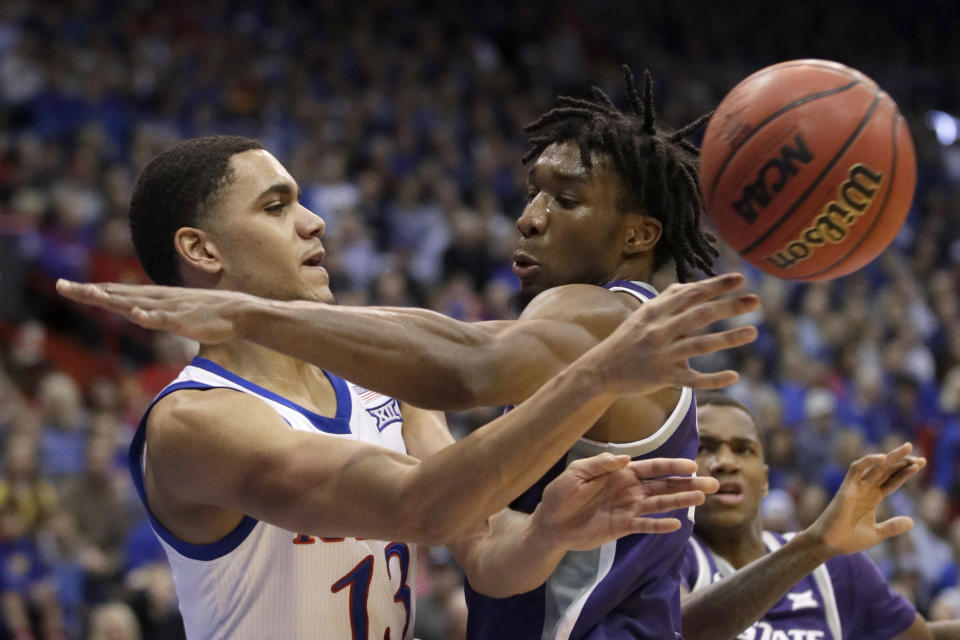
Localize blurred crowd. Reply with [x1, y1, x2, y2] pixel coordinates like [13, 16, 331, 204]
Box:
[0, 0, 959, 638]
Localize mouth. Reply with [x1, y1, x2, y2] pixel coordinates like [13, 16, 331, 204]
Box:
[302, 250, 326, 268]
[709, 481, 744, 506]
[511, 251, 540, 280]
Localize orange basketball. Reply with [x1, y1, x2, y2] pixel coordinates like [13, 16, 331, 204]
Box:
[699, 59, 916, 281]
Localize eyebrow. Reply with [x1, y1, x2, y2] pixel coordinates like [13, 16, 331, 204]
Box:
[256, 182, 302, 201]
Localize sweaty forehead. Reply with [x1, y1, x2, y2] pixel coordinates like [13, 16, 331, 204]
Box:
[224, 149, 298, 200]
[534, 142, 589, 176]
[532, 142, 617, 183]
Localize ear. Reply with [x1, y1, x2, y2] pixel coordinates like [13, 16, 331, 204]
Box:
[173, 227, 223, 278]
[621, 214, 662, 256]
[762, 464, 769, 498]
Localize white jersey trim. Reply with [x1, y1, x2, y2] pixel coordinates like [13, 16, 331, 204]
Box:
[773, 532, 842, 640]
[688, 536, 714, 593]
[549, 540, 617, 640]
[570, 386, 693, 459]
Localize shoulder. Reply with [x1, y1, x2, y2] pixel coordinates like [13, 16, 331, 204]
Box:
[520, 284, 640, 336]
[146, 387, 288, 454]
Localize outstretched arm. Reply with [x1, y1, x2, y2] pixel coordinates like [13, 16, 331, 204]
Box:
[57, 275, 757, 409]
[681, 444, 925, 640]
[154, 276, 755, 544]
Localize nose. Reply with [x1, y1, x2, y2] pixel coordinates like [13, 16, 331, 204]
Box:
[296, 204, 325, 239]
[710, 445, 741, 475]
[516, 195, 548, 238]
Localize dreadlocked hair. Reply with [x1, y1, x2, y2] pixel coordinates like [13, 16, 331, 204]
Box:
[522, 66, 719, 282]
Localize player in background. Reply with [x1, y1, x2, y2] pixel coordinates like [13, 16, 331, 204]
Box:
[59, 68, 754, 639]
[681, 393, 960, 640]
[59, 135, 755, 639]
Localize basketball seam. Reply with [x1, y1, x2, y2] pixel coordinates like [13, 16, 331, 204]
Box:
[738, 92, 883, 256]
[706, 79, 861, 204]
[798, 106, 900, 280]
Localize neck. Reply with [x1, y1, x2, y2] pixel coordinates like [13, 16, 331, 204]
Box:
[198, 339, 326, 396]
[695, 517, 767, 569]
[606, 255, 654, 285]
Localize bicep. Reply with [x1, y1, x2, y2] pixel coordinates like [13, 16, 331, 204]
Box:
[149, 391, 427, 540]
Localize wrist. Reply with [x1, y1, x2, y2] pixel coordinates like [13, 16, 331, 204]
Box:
[241, 297, 303, 338]
[232, 294, 263, 339]
[528, 505, 568, 553]
[567, 352, 616, 400]
[791, 527, 837, 565]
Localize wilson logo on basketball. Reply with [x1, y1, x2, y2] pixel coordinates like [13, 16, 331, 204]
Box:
[732, 134, 815, 224]
[764, 163, 884, 271]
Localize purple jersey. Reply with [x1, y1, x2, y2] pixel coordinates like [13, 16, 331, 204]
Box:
[681, 532, 917, 640]
[465, 281, 699, 640]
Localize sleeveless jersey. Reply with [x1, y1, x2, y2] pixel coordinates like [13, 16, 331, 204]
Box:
[129, 356, 416, 640]
[681, 532, 916, 640]
[465, 280, 699, 640]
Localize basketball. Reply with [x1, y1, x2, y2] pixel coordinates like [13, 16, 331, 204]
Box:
[698, 59, 916, 281]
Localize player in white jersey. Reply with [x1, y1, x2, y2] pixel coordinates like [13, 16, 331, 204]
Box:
[59, 136, 757, 639]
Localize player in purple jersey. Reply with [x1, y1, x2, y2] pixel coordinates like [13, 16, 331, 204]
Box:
[58, 68, 754, 638]
[680, 394, 960, 639]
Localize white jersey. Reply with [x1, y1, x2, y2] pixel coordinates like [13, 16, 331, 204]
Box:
[129, 356, 416, 640]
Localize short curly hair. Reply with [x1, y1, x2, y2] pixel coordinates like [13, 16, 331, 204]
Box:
[130, 135, 265, 286]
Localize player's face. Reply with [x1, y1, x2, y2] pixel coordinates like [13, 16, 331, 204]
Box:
[207, 149, 332, 303]
[694, 404, 769, 531]
[513, 142, 627, 306]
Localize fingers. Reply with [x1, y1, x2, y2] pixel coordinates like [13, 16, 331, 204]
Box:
[567, 453, 631, 479]
[677, 369, 741, 390]
[635, 490, 706, 515]
[57, 280, 114, 307]
[875, 515, 914, 541]
[626, 517, 682, 535]
[57, 280, 143, 315]
[860, 443, 912, 483]
[627, 457, 697, 479]
[665, 295, 761, 340]
[130, 307, 172, 331]
[879, 460, 925, 496]
[652, 273, 747, 316]
[637, 475, 718, 496]
[672, 326, 759, 361]
[845, 453, 886, 482]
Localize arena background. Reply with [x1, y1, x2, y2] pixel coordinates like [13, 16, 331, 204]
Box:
[0, 0, 958, 637]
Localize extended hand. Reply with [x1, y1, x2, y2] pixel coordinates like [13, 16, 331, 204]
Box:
[586, 273, 760, 394]
[806, 443, 926, 557]
[532, 453, 718, 551]
[56, 279, 253, 344]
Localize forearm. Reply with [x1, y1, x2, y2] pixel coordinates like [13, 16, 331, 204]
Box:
[240, 299, 502, 408]
[681, 530, 834, 640]
[450, 509, 566, 598]
[399, 363, 615, 541]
